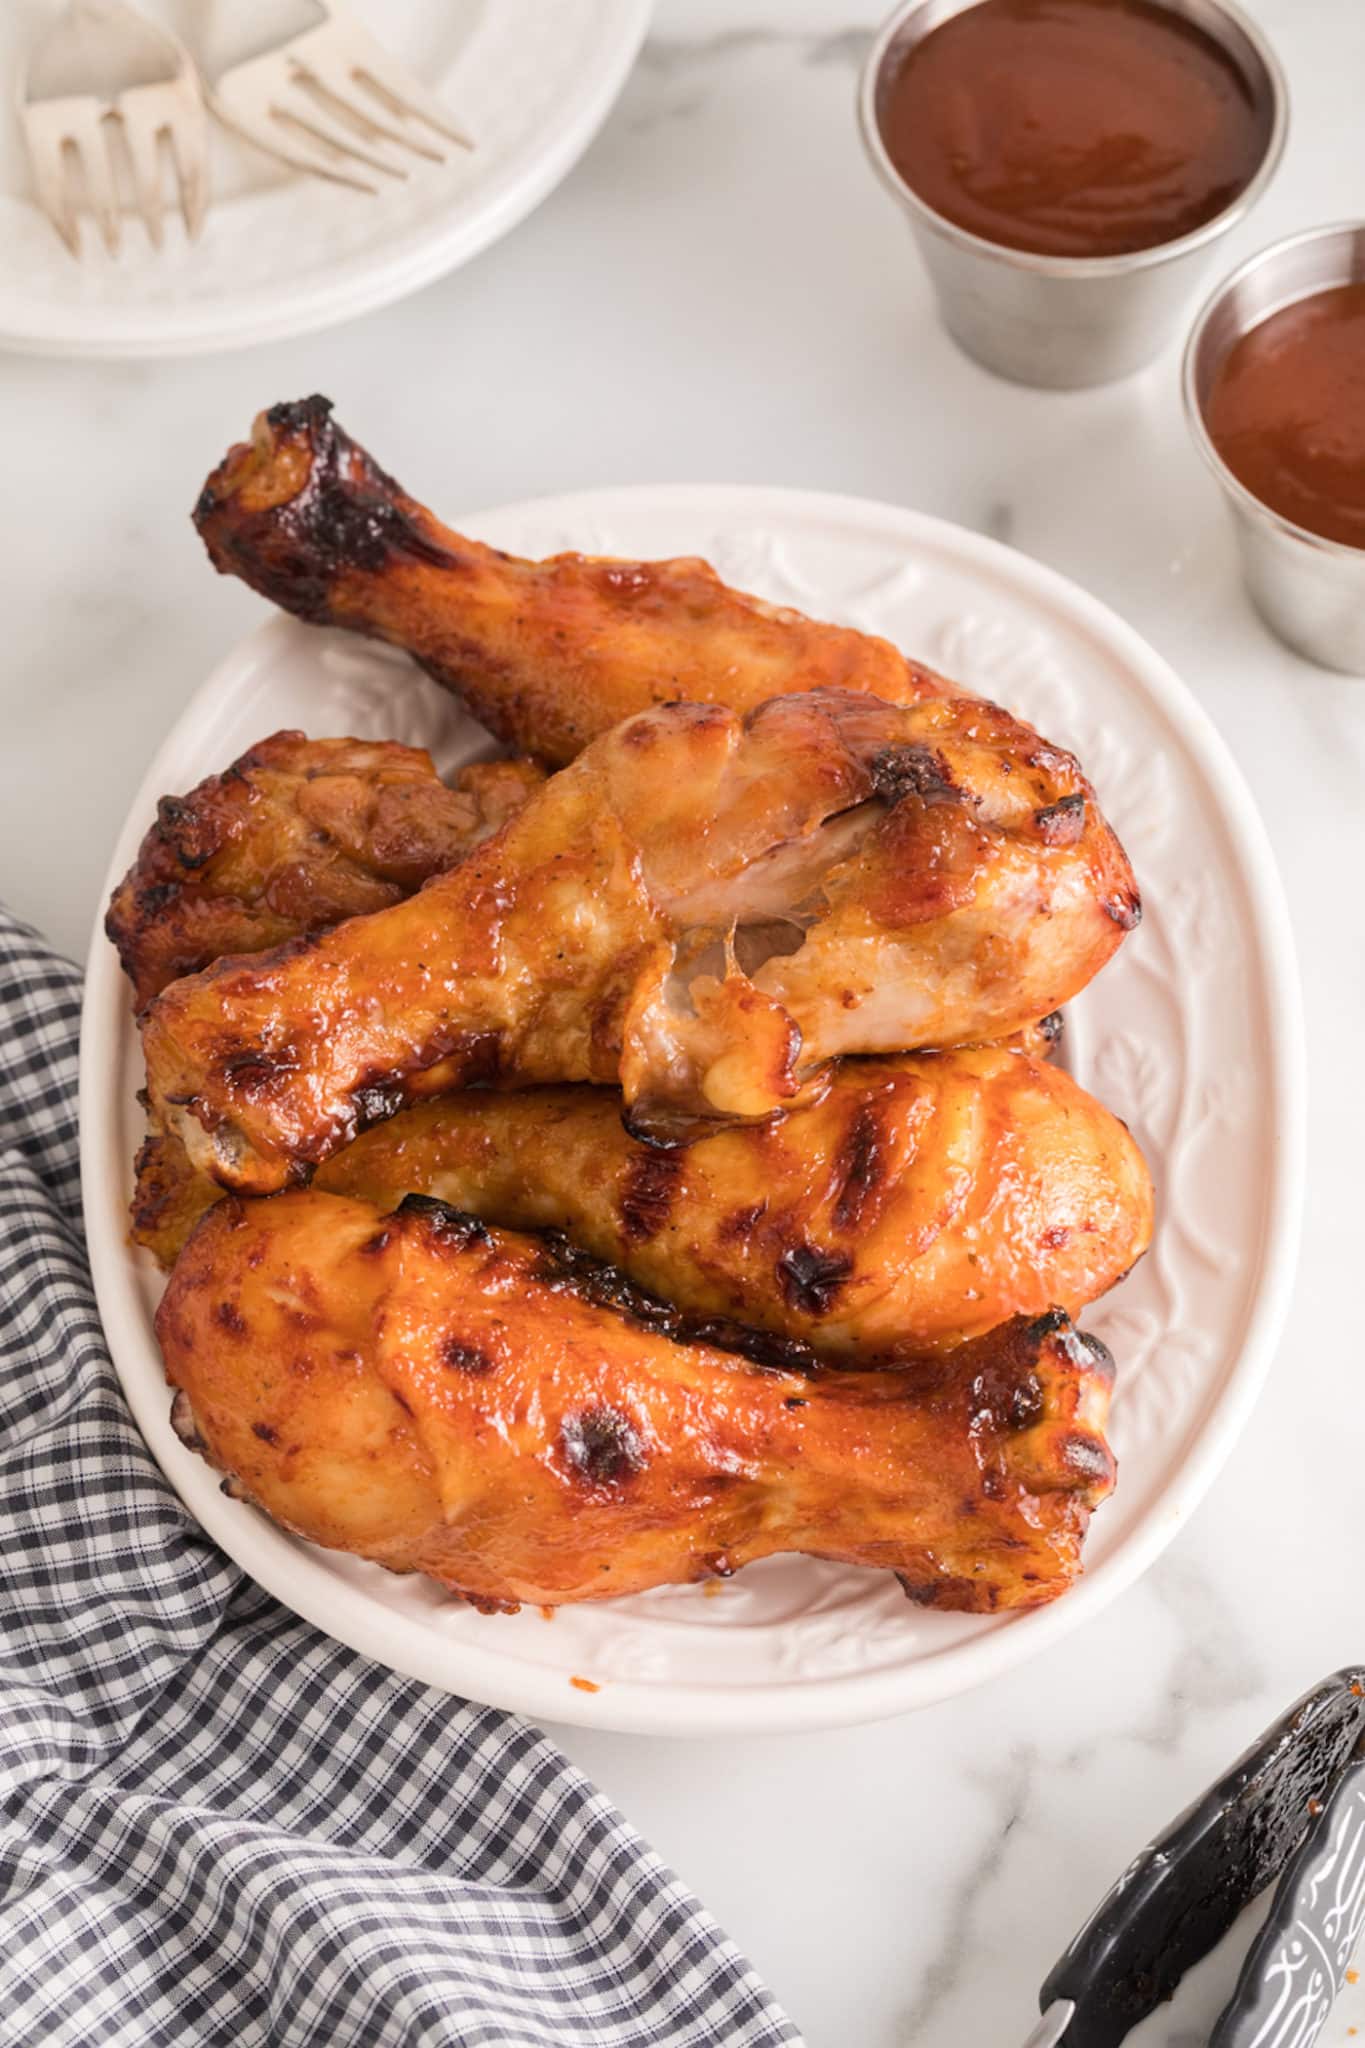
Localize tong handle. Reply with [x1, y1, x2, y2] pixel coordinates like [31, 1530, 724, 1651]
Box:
[1037, 1670, 1365, 2048]
[1212, 1743, 1365, 2046]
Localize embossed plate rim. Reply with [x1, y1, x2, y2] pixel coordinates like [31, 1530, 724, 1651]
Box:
[80, 484, 1305, 1734]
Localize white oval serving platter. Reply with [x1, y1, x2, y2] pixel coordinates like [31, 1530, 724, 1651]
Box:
[80, 485, 1304, 1734]
[0, 0, 649, 358]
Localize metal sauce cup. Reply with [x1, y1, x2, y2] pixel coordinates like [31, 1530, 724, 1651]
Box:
[857, 0, 1288, 389]
[1184, 223, 1365, 673]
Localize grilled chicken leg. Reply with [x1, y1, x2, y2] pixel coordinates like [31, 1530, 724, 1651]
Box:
[135, 1048, 1152, 1354]
[194, 397, 954, 766]
[157, 1190, 1117, 1612]
[108, 731, 542, 1008]
[142, 689, 1139, 1188]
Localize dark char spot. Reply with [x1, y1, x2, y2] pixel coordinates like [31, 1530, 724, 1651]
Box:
[1033, 792, 1086, 845]
[898, 1573, 994, 1610]
[398, 1195, 491, 1250]
[1059, 1325, 1115, 1386]
[1103, 889, 1142, 931]
[560, 1407, 645, 1487]
[775, 1243, 855, 1316]
[441, 1336, 495, 1376]
[169, 1390, 204, 1452]
[221, 397, 458, 616]
[533, 1230, 822, 1376]
[251, 1421, 279, 1445]
[223, 1047, 298, 1099]
[867, 745, 958, 806]
[970, 1360, 1046, 1435]
[352, 1079, 407, 1131]
[214, 1300, 247, 1337]
[1061, 1431, 1117, 1487]
[690, 1318, 822, 1377]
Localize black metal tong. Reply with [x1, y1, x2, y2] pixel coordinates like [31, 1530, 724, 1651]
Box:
[1020, 1668, 1365, 2047]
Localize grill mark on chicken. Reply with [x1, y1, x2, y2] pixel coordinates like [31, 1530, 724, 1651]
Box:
[530, 1229, 696, 1337]
[618, 1150, 683, 1244]
[775, 1242, 855, 1316]
[831, 1101, 889, 1233]
[410, 1199, 823, 1374]
[687, 1320, 821, 1376]
[718, 1201, 766, 1244]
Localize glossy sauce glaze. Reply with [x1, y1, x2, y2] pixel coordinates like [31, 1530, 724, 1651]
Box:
[1204, 283, 1365, 549]
[876, 0, 1272, 259]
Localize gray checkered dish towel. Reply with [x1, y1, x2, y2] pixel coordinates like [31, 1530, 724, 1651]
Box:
[0, 906, 802, 2048]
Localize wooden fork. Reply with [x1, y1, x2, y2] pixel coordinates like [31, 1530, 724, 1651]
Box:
[207, 1, 475, 195]
[18, 0, 208, 257]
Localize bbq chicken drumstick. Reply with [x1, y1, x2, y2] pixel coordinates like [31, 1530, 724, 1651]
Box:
[157, 1190, 1117, 1612]
[193, 397, 954, 765]
[142, 688, 1140, 1188]
[135, 1048, 1153, 1354]
[108, 731, 542, 1007]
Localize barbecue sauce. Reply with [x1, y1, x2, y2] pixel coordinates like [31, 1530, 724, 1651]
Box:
[1204, 283, 1365, 550]
[876, 0, 1272, 260]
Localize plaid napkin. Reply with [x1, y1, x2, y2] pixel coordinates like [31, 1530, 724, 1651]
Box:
[0, 906, 801, 2048]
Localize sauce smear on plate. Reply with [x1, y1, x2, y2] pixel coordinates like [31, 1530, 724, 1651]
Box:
[1204, 283, 1365, 549]
[877, 0, 1272, 259]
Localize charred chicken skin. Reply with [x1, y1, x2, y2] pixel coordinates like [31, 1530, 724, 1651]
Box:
[194, 397, 955, 766]
[141, 689, 1139, 1188]
[107, 731, 542, 1009]
[157, 1190, 1117, 1612]
[134, 1048, 1152, 1355]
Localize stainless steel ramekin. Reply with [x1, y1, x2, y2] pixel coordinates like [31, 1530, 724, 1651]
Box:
[857, 0, 1288, 389]
[1184, 222, 1365, 672]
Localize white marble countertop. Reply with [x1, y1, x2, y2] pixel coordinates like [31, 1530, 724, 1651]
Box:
[4, 1, 1364, 2040]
